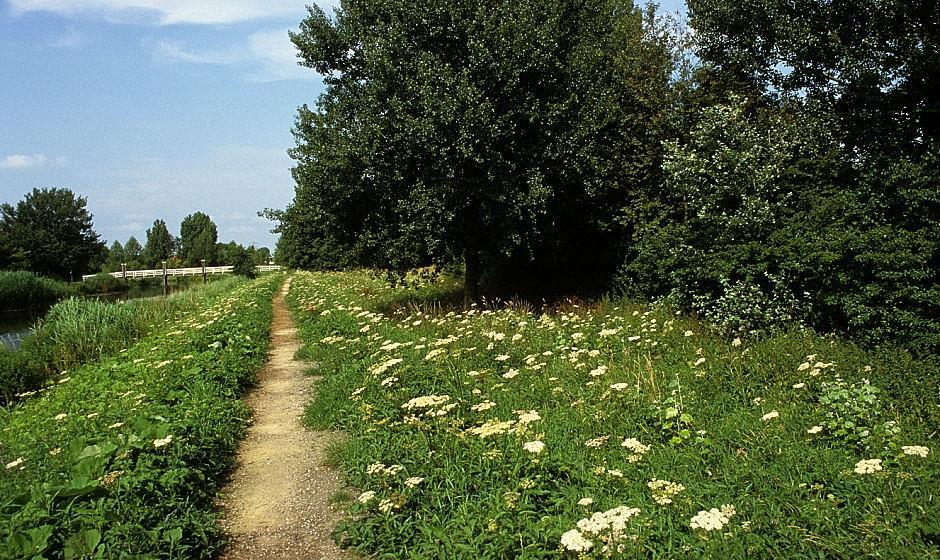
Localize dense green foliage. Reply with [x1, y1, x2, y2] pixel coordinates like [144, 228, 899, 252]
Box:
[0, 278, 246, 403]
[0, 271, 69, 312]
[142, 219, 176, 269]
[286, 0, 673, 296]
[275, 0, 938, 354]
[0, 188, 106, 281]
[0, 275, 280, 558]
[179, 212, 219, 266]
[229, 245, 257, 279]
[289, 270, 939, 558]
[76, 273, 129, 295]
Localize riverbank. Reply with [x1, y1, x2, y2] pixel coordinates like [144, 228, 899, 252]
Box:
[0, 274, 282, 558]
[0, 276, 248, 403]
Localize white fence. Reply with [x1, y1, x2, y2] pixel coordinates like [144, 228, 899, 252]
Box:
[82, 265, 282, 281]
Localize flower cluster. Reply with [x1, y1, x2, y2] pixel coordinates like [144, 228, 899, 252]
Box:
[648, 479, 685, 505]
[561, 505, 641, 555]
[690, 505, 736, 531]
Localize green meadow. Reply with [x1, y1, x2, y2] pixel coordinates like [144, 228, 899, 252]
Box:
[288, 270, 938, 559]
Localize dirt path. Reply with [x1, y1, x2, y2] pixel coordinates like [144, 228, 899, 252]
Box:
[220, 277, 351, 560]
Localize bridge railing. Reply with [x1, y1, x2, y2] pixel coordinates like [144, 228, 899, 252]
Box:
[82, 265, 282, 281]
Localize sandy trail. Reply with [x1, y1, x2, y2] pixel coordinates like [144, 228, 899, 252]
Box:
[220, 277, 351, 560]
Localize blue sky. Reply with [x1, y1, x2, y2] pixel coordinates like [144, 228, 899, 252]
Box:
[0, 1, 338, 249]
[0, 1, 688, 251]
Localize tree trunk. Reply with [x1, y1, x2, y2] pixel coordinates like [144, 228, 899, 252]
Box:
[464, 247, 482, 305]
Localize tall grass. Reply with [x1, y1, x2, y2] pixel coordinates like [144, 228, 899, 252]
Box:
[0, 277, 244, 402]
[0, 270, 70, 311]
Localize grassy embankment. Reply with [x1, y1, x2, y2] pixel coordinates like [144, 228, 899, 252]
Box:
[0, 273, 282, 559]
[0, 276, 253, 404]
[288, 270, 938, 559]
[0, 271, 69, 312]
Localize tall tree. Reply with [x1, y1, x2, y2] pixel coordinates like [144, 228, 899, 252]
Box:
[287, 0, 673, 297]
[0, 188, 105, 280]
[143, 219, 175, 268]
[102, 240, 125, 273]
[179, 212, 218, 266]
[687, 0, 940, 159]
[123, 236, 143, 268]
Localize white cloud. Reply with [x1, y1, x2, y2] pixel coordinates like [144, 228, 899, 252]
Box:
[51, 27, 87, 48]
[152, 29, 313, 82]
[0, 154, 67, 169]
[247, 29, 309, 82]
[154, 40, 238, 64]
[8, 0, 338, 25]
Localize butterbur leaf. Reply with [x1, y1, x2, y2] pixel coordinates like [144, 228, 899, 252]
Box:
[63, 529, 100, 559]
[55, 477, 101, 499]
[165, 527, 183, 544]
[664, 407, 679, 419]
[25, 525, 54, 554]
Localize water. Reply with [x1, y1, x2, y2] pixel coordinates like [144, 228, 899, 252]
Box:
[0, 314, 35, 350]
[0, 282, 182, 349]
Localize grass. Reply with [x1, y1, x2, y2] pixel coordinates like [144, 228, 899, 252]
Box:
[0, 277, 251, 403]
[287, 269, 939, 559]
[0, 271, 69, 312]
[0, 273, 282, 559]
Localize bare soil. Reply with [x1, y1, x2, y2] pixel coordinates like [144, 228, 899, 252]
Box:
[219, 277, 353, 560]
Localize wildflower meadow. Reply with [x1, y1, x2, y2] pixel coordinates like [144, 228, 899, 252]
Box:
[289, 270, 938, 559]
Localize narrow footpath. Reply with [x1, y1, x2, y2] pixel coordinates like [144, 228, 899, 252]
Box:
[220, 277, 351, 560]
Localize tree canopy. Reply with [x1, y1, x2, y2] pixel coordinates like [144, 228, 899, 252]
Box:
[179, 212, 218, 266]
[286, 0, 674, 297]
[143, 219, 175, 268]
[0, 188, 105, 280]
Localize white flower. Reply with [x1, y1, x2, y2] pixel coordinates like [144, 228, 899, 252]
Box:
[516, 410, 541, 425]
[732, 338, 742, 347]
[471, 400, 496, 412]
[378, 499, 395, 513]
[690, 505, 735, 531]
[54, 413, 67, 421]
[405, 477, 424, 488]
[577, 497, 594, 507]
[357, 490, 376, 503]
[153, 435, 173, 449]
[609, 382, 629, 391]
[589, 365, 608, 377]
[901, 445, 930, 458]
[495, 354, 510, 362]
[693, 357, 706, 367]
[806, 425, 823, 434]
[5, 457, 24, 469]
[761, 411, 780, 421]
[523, 440, 545, 454]
[853, 458, 883, 474]
[792, 383, 806, 389]
[560, 529, 593, 552]
[502, 369, 519, 379]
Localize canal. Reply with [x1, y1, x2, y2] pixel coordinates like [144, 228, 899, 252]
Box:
[0, 282, 181, 349]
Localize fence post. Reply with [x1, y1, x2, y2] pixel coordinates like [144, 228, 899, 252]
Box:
[202, 259, 207, 284]
[162, 260, 168, 295]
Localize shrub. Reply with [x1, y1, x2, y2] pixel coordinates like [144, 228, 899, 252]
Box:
[75, 273, 129, 295]
[0, 270, 70, 312]
[622, 97, 939, 355]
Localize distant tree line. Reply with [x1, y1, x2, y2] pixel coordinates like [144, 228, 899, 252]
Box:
[1, 190, 271, 280]
[274, 0, 938, 354]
